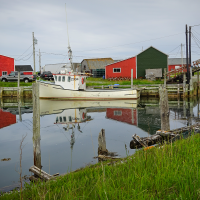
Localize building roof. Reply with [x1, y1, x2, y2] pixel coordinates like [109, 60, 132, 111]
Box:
[106, 46, 168, 67]
[0, 55, 14, 59]
[136, 46, 168, 57]
[15, 65, 33, 71]
[82, 58, 114, 69]
[168, 58, 187, 65]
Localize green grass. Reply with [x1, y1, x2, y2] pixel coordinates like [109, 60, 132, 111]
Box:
[1, 133, 200, 199]
[0, 81, 34, 87]
[0, 78, 163, 88]
[86, 77, 163, 87]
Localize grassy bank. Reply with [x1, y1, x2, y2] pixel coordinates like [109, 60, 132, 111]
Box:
[0, 81, 33, 87]
[0, 78, 163, 88]
[86, 77, 163, 87]
[1, 133, 200, 199]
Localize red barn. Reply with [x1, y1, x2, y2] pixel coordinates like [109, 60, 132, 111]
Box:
[0, 55, 14, 76]
[0, 109, 16, 129]
[105, 46, 168, 79]
[106, 108, 137, 126]
[168, 58, 187, 71]
[105, 57, 136, 79]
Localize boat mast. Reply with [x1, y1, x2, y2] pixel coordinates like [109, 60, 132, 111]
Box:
[65, 4, 74, 71]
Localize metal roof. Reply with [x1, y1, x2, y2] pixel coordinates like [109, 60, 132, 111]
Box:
[168, 58, 187, 65]
[106, 46, 168, 67]
[136, 46, 169, 57]
[82, 58, 114, 69]
[15, 65, 33, 71]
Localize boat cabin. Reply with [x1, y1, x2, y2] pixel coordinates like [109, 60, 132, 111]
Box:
[53, 70, 87, 90]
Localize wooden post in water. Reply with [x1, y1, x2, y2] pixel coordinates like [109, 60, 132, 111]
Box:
[183, 73, 186, 97]
[190, 67, 193, 96]
[198, 99, 199, 119]
[164, 68, 166, 88]
[177, 84, 180, 99]
[0, 87, 2, 98]
[18, 71, 20, 88]
[18, 98, 22, 122]
[131, 69, 133, 89]
[183, 98, 186, 118]
[197, 71, 199, 95]
[159, 85, 170, 131]
[98, 129, 107, 155]
[32, 82, 41, 169]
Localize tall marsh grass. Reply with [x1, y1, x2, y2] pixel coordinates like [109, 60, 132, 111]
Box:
[1, 133, 200, 199]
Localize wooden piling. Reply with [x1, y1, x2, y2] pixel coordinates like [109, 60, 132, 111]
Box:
[18, 71, 20, 88]
[0, 87, 2, 98]
[183, 73, 186, 97]
[164, 68, 166, 88]
[18, 98, 22, 122]
[177, 84, 180, 99]
[197, 71, 200, 95]
[32, 82, 41, 169]
[159, 85, 170, 131]
[190, 67, 193, 96]
[131, 69, 133, 89]
[98, 129, 107, 155]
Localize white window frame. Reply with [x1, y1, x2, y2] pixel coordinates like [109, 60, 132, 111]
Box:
[113, 68, 121, 73]
[2, 71, 7, 75]
[175, 66, 180, 69]
[114, 110, 122, 116]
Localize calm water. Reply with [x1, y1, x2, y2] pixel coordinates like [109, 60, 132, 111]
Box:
[0, 97, 199, 192]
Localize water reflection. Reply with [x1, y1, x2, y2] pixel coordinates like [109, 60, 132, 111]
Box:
[0, 97, 200, 191]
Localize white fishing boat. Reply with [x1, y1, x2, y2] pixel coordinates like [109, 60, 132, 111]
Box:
[38, 70, 140, 100]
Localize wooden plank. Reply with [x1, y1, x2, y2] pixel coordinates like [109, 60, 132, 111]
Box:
[130, 124, 200, 149]
[29, 165, 52, 181]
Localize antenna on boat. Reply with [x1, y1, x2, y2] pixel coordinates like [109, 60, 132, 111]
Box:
[65, 3, 74, 71]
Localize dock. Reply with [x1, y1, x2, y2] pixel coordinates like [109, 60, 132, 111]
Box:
[0, 86, 32, 98]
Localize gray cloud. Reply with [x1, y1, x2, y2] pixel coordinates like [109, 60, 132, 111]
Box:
[0, 0, 200, 70]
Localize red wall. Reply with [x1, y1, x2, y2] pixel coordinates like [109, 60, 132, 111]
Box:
[0, 55, 14, 76]
[168, 64, 182, 71]
[106, 108, 137, 126]
[105, 57, 136, 79]
[23, 72, 33, 75]
[0, 109, 16, 129]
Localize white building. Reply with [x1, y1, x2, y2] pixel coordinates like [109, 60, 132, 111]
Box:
[42, 63, 71, 74]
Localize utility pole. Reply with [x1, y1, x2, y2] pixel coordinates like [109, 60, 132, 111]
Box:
[189, 26, 192, 66]
[32, 32, 36, 74]
[185, 24, 190, 84]
[32, 32, 37, 75]
[39, 49, 41, 74]
[181, 43, 183, 68]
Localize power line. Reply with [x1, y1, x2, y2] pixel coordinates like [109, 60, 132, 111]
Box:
[16, 44, 33, 60]
[15, 52, 33, 61]
[74, 32, 184, 53]
[168, 44, 181, 54]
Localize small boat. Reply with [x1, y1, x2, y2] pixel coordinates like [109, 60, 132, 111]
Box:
[38, 69, 140, 100]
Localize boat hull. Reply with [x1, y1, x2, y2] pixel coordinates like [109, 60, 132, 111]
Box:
[39, 81, 140, 100]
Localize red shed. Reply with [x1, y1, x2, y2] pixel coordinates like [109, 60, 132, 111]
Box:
[106, 108, 137, 126]
[105, 57, 136, 79]
[168, 58, 187, 71]
[0, 55, 15, 76]
[0, 109, 16, 129]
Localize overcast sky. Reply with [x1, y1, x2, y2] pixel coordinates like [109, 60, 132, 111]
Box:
[1, 0, 200, 71]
